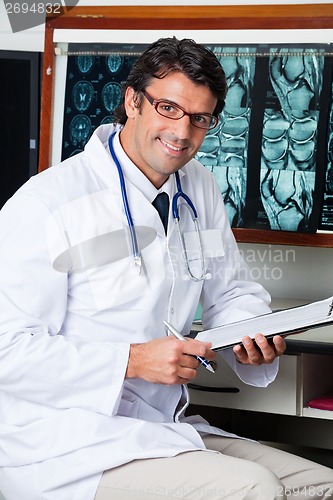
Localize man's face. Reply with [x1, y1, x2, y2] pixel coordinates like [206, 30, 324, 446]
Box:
[120, 72, 217, 188]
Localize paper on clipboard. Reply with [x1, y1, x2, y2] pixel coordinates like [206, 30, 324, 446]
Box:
[195, 296, 333, 351]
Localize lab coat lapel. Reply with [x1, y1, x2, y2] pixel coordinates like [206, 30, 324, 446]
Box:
[84, 124, 186, 238]
[84, 126, 160, 233]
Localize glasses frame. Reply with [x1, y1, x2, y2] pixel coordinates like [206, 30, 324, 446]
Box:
[141, 89, 219, 130]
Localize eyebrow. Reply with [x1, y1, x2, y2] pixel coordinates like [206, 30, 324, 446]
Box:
[158, 97, 213, 115]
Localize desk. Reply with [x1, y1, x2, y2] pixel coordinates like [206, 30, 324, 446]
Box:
[188, 304, 333, 449]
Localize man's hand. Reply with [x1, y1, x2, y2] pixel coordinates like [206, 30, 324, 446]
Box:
[233, 334, 286, 365]
[126, 336, 215, 385]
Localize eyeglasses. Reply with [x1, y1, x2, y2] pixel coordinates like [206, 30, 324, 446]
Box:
[141, 90, 219, 130]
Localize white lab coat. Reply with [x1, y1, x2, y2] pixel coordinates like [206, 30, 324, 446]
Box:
[0, 125, 276, 500]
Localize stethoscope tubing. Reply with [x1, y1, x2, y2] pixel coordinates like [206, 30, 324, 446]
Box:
[108, 132, 207, 280]
[108, 133, 141, 266]
[173, 171, 198, 220]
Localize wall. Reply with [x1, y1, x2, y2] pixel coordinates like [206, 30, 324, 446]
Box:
[1, 0, 333, 302]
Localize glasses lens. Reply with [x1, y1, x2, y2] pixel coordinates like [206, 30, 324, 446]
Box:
[156, 101, 183, 120]
[190, 115, 218, 130]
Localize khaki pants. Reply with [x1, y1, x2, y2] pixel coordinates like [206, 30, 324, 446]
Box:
[94, 435, 333, 499]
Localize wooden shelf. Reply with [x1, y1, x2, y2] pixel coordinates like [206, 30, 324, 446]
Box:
[233, 229, 333, 247]
[45, 5, 333, 30]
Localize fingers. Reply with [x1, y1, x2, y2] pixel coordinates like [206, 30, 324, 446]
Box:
[233, 334, 286, 366]
[233, 338, 264, 365]
[128, 337, 215, 385]
[272, 335, 287, 356]
[182, 338, 215, 362]
[165, 348, 200, 384]
[176, 364, 199, 384]
[177, 339, 215, 382]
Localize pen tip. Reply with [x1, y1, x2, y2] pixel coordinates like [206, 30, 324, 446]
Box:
[206, 364, 215, 373]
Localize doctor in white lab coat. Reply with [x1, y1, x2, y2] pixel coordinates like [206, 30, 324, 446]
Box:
[0, 37, 332, 500]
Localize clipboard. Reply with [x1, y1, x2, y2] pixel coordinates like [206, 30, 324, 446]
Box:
[195, 296, 333, 351]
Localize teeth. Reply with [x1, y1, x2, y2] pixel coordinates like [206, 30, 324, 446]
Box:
[160, 139, 182, 151]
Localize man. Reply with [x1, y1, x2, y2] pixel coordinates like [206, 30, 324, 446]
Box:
[0, 37, 332, 500]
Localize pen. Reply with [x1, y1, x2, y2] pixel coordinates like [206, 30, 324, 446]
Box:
[163, 320, 215, 373]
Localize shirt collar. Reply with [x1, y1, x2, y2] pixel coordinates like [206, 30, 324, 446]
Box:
[109, 130, 179, 203]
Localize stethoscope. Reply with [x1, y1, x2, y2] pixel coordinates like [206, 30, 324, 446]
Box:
[108, 132, 208, 281]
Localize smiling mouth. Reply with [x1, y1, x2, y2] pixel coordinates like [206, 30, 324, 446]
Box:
[159, 138, 187, 153]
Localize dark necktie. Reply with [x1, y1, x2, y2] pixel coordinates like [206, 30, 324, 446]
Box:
[152, 192, 169, 234]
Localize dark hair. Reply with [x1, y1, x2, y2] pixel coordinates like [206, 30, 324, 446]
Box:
[113, 37, 227, 125]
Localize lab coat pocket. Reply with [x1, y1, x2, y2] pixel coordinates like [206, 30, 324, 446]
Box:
[87, 230, 165, 310]
[117, 394, 140, 418]
[182, 228, 224, 278]
[184, 228, 225, 260]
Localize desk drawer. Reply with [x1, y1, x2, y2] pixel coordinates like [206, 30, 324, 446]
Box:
[189, 353, 300, 416]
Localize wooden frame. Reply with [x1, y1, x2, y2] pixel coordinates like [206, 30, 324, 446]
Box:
[40, 4, 333, 247]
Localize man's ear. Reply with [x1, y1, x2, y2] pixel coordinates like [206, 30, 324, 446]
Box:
[124, 87, 139, 118]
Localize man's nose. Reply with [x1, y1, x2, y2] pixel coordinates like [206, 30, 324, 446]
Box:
[171, 115, 193, 139]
